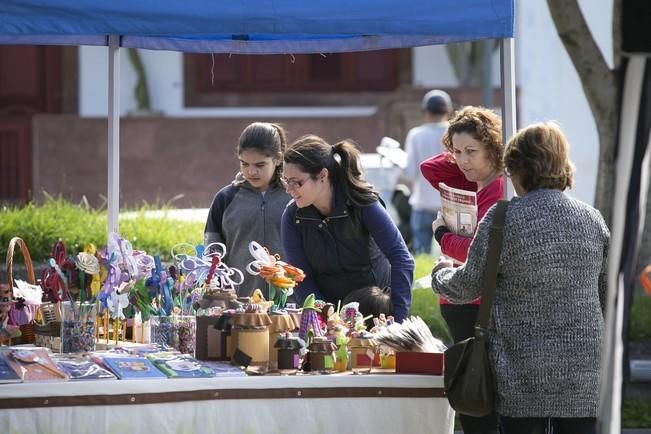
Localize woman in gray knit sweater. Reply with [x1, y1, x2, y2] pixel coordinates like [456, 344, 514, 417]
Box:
[432, 122, 609, 434]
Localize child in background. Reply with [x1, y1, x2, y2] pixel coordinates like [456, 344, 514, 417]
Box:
[204, 122, 291, 297]
[342, 286, 393, 330]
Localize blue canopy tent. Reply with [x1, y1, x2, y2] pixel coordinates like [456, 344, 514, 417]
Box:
[0, 1, 623, 432]
[0, 0, 517, 247]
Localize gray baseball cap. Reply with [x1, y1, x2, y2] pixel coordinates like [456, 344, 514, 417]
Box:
[421, 89, 453, 115]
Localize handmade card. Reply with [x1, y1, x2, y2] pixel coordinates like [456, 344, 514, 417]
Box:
[4, 348, 67, 381]
[52, 354, 117, 380]
[200, 360, 247, 377]
[0, 352, 22, 383]
[101, 356, 167, 380]
[148, 354, 215, 379]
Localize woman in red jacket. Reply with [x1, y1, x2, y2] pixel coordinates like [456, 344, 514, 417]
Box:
[420, 106, 504, 434]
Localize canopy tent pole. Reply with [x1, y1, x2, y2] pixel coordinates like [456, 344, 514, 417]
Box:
[500, 38, 517, 198]
[600, 56, 650, 434]
[107, 35, 121, 235]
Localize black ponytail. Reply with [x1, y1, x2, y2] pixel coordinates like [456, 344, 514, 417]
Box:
[284, 135, 378, 206]
[330, 140, 378, 206]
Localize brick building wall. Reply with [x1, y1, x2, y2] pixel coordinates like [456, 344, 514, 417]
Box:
[31, 115, 385, 208]
[30, 87, 503, 209]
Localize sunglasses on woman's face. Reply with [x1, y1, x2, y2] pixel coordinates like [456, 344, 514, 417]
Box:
[282, 176, 311, 190]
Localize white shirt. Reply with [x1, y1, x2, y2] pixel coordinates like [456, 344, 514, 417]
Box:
[402, 121, 448, 212]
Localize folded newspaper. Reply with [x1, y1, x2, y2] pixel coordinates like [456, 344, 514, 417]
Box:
[439, 182, 478, 237]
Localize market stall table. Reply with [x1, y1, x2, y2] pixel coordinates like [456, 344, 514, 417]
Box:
[0, 372, 453, 434]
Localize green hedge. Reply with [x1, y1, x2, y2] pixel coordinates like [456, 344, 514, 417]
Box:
[408, 254, 451, 343]
[623, 399, 651, 428]
[0, 197, 203, 263]
[629, 294, 651, 341]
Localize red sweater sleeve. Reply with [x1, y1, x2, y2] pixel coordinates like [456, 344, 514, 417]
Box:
[420, 152, 477, 262]
[420, 152, 476, 192]
[440, 176, 505, 262]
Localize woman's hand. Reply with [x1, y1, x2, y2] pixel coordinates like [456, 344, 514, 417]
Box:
[431, 211, 447, 233]
[432, 256, 454, 274]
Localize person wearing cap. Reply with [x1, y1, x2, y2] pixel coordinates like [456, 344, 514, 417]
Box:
[402, 89, 453, 254]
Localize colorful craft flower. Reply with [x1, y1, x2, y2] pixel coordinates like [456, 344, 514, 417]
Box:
[246, 241, 305, 310]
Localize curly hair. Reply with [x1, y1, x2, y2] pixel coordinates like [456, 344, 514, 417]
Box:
[441, 106, 503, 171]
[504, 122, 574, 192]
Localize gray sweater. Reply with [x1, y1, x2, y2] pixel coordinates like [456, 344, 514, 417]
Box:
[432, 189, 609, 418]
[205, 179, 291, 297]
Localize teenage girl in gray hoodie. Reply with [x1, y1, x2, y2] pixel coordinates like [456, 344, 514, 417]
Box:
[204, 122, 291, 297]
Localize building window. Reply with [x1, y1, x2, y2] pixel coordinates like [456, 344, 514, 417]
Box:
[184, 49, 404, 107]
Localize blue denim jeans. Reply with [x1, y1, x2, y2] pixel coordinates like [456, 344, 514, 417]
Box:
[410, 209, 437, 254]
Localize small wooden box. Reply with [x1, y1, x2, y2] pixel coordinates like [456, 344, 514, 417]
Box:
[395, 352, 444, 375]
[195, 315, 226, 361]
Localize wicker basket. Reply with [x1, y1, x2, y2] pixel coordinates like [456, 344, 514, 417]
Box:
[5, 237, 37, 344]
[33, 302, 62, 337]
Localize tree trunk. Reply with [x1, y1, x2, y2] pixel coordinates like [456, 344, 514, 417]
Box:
[549, 0, 651, 293]
[547, 0, 619, 226]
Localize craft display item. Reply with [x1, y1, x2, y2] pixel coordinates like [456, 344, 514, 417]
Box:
[326, 316, 349, 372]
[333, 331, 349, 372]
[307, 336, 337, 373]
[373, 316, 447, 375]
[213, 313, 234, 361]
[0, 283, 20, 343]
[380, 353, 396, 369]
[246, 241, 305, 311]
[370, 314, 395, 369]
[129, 313, 151, 344]
[172, 316, 196, 356]
[340, 301, 366, 333]
[267, 313, 296, 370]
[174, 242, 244, 297]
[348, 333, 378, 374]
[5, 237, 41, 344]
[195, 288, 238, 311]
[229, 311, 272, 366]
[195, 315, 224, 361]
[40, 240, 72, 303]
[298, 294, 324, 345]
[274, 332, 305, 374]
[151, 316, 174, 347]
[251, 289, 274, 312]
[60, 301, 97, 353]
[33, 301, 63, 350]
[372, 316, 447, 354]
[395, 351, 444, 375]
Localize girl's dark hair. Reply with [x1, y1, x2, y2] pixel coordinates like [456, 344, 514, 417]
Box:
[237, 122, 287, 187]
[284, 134, 378, 206]
[342, 286, 393, 329]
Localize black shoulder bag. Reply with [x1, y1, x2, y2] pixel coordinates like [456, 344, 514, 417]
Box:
[443, 200, 508, 417]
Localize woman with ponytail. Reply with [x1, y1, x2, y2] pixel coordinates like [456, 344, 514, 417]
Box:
[204, 122, 291, 297]
[281, 135, 414, 322]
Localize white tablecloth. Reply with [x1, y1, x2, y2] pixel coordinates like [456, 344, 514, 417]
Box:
[0, 373, 454, 434]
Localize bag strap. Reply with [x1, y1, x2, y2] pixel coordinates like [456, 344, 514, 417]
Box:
[475, 200, 508, 336]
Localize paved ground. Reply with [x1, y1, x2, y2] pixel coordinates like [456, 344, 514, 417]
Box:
[121, 208, 209, 223]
